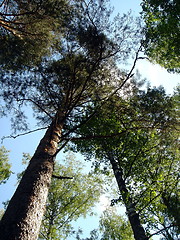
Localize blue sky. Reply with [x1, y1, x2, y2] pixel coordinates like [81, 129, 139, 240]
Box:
[0, 0, 179, 239]
[111, 0, 142, 14]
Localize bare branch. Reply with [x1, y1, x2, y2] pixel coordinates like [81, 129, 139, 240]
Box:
[52, 175, 73, 180]
[147, 224, 175, 239]
[1, 127, 48, 143]
[105, 45, 143, 99]
[16, 98, 53, 119]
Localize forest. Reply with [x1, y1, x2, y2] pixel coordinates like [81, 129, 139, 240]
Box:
[0, 0, 179, 240]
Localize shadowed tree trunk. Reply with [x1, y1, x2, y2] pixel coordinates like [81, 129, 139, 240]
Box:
[0, 111, 64, 240]
[109, 154, 148, 240]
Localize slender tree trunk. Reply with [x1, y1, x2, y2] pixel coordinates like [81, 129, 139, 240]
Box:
[109, 155, 148, 240]
[0, 112, 64, 240]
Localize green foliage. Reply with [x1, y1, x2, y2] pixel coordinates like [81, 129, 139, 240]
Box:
[0, 1, 141, 134]
[0, 0, 74, 69]
[161, 191, 180, 236]
[0, 0, 141, 70]
[2, 1, 179, 239]
[141, 0, 180, 72]
[74, 86, 177, 160]
[72, 85, 179, 238]
[39, 153, 104, 240]
[0, 2, 144, 238]
[15, 152, 107, 239]
[0, 146, 11, 184]
[75, 207, 133, 240]
[99, 208, 134, 240]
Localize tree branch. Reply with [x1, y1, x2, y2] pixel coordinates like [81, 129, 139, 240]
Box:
[147, 224, 174, 239]
[62, 126, 158, 142]
[105, 45, 143, 99]
[1, 127, 47, 143]
[16, 98, 53, 119]
[52, 175, 73, 180]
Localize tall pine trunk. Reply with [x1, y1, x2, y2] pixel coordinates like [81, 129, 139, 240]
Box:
[0, 112, 64, 240]
[109, 155, 148, 240]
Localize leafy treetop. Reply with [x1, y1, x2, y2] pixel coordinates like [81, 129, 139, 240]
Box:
[141, 0, 180, 73]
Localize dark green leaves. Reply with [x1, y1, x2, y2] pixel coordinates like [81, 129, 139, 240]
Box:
[0, 0, 74, 70]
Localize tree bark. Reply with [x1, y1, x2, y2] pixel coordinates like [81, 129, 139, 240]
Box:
[109, 155, 148, 240]
[0, 112, 64, 240]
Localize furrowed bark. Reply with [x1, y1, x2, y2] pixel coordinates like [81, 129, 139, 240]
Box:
[109, 155, 148, 240]
[0, 112, 64, 240]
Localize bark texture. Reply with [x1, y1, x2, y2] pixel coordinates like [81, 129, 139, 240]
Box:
[109, 155, 148, 240]
[0, 113, 64, 240]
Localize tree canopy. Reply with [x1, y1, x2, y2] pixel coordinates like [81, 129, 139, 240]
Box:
[72, 86, 179, 239]
[76, 207, 134, 240]
[0, 1, 179, 239]
[0, 0, 75, 69]
[0, 1, 143, 239]
[141, 0, 180, 73]
[0, 0, 141, 135]
[99, 208, 134, 240]
[39, 153, 104, 240]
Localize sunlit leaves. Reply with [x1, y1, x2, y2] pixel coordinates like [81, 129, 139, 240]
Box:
[72, 85, 179, 237]
[141, 0, 180, 72]
[39, 153, 104, 239]
[0, 146, 11, 184]
[99, 208, 134, 240]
